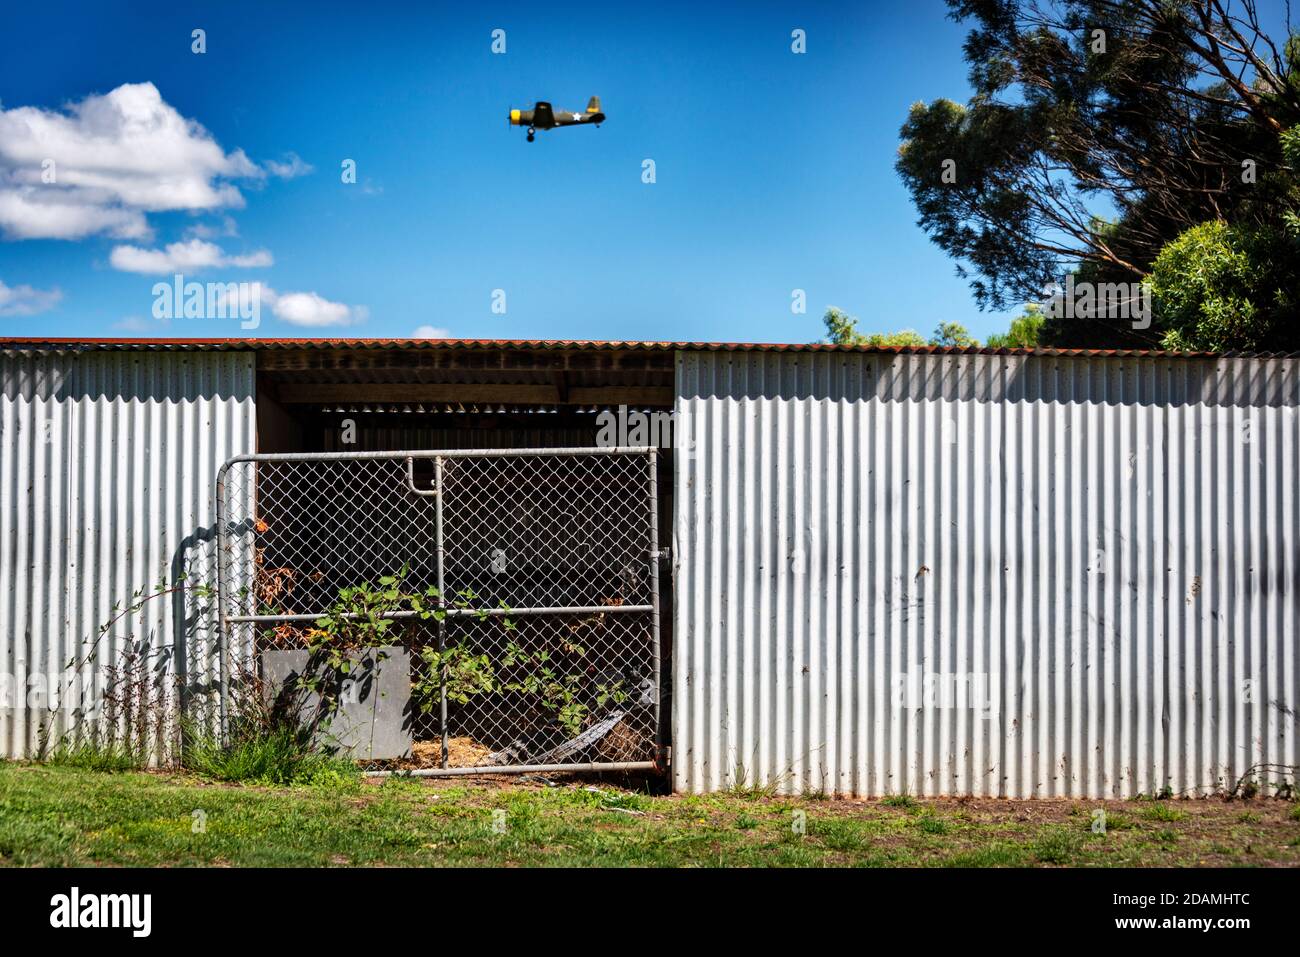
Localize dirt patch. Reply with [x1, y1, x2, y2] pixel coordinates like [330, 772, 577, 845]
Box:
[412, 738, 495, 768]
[595, 718, 648, 762]
[367, 737, 497, 771]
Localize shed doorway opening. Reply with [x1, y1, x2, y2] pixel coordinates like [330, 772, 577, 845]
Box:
[220, 344, 675, 775]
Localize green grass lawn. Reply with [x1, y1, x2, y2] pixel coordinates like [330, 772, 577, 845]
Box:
[2, 762, 1298, 867]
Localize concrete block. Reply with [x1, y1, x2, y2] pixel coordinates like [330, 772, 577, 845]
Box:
[261, 647, 412, 760]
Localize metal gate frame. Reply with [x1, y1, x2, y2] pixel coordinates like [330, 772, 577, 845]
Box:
[214, 446, 665, 776]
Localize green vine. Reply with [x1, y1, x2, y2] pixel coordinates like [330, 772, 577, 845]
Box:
[299, 569, 627, 742]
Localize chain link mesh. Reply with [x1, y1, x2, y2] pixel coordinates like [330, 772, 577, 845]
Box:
[217, 449, 659, 770]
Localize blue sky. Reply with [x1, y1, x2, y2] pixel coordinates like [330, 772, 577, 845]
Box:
[0, 0, 1023, 343]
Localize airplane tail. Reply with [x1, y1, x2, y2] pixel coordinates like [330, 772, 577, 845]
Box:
[586, 95, 601, 114]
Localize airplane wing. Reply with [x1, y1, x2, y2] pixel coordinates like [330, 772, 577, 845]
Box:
[532, 101, 555, 127]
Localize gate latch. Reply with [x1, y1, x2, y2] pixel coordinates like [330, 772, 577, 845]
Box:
[405, 456, 440, 497]
[652, 546, 671, 562]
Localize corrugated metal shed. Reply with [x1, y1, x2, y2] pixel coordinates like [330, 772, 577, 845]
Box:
[4, 337, 1297, 797]
[6, 335, 1295, 358]
[673, 349, 1299, 798]
[12, 334, 1300, 358]
[0, 350, 254, 759]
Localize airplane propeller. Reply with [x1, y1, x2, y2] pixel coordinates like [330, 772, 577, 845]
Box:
[508, 102, 535, 139]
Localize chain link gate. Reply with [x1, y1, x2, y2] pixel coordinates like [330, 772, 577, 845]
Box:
[214, 447, 665, 774]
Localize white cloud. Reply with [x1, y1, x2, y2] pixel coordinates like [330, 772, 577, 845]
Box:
[109, 238, 272, 274]
[411, 325, 451, 338]
[0, 279, 63, 316]
[113, 314, 170, 332]
[206, 282, 367, 328]
[262, 286, 368, 327]
[222, 249, 274, 268]
[184, 215, 239, 240]
[0, 82, 279, 240]
[263, 153, 313, 179]
[0, 191, 148, 240]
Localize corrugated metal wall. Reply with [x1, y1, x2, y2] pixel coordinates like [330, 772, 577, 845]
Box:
[673, 349, 1300, 798]
[0, 350, 255, 759]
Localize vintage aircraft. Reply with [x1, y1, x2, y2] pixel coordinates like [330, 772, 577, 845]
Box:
[509, 96, 604, 141]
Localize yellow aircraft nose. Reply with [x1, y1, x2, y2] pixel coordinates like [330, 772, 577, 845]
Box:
[509, 109, 521, 125]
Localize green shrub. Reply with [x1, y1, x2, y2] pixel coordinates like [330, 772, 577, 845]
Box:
[917, 812, 949, 835]
[985, 304, 1045, 349]
[1140, 803, 1185, 823]
[48, 735, 149, 773]
[1150, 220, 1300, 352]
[1032, 827, 1081, 864]
[184, 727, 359, 788]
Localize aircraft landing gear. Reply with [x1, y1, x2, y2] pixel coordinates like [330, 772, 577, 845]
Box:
[526, 128, 535, 142]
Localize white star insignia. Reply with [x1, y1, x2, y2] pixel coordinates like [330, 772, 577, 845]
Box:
[572, 113, 582, 121]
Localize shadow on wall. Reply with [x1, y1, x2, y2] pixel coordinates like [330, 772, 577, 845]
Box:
[0, 348, 254, 759]
[0, 349, 251, 403]
[170, 521, 224, 737]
